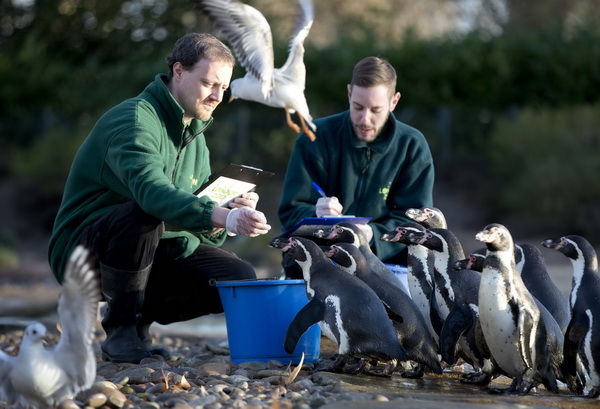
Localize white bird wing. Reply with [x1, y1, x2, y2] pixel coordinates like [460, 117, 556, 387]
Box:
[199, 0, 275, 98]
[53, 245, 100, 395]
[278, 0, 314, 87]
[0, 350, 19, 405]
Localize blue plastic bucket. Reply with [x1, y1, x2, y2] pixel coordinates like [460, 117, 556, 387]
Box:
[385, 264, 409, 295]
[216, 279, 321, 364]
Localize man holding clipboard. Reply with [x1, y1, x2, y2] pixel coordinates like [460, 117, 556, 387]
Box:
[278, 57, 434, 278]
[49, 34, 272, 364]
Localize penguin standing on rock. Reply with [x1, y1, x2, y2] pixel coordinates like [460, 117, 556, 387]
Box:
[327, 242, 442, 378]
[514, 243, 571, 333]
[476, 223, 559, 395]
[380, 222, 440, 343]
[270, 236, 408, 376]
[542, 235, 599, 398]
[315, 222, 410, 296]
[456, 244, 571, 334]
[405, 227, 496, 385]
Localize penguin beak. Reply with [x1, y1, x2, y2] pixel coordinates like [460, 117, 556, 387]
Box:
[270, 237, 290, 249]
[541, 238, 563, 250]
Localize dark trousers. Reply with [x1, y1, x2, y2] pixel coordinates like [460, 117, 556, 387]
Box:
[80, 201, 256, 324]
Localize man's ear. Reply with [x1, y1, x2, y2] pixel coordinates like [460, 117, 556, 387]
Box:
[172, 62, 184, 80]
[390, 91, 401, 111]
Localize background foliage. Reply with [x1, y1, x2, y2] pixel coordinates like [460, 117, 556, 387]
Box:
[1, 0, 599, 268]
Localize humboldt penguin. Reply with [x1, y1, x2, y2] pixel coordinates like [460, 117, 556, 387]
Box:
[542, 235, 599, 398]
[456, 244, 570, 333]
[406, 207, 448, 229]
[314, 222, 410, 296]
[406, 227, 497, 385]
[476, 223, 560, 395]
[380, 222, 440, 343]
[270, 236, 407, 375]
[515, 243, 570, 333]
[327, 242, 442, 378]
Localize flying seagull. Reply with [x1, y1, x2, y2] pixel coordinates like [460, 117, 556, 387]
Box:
[0, 245, 100, 408]
[198, 0, 317, 141]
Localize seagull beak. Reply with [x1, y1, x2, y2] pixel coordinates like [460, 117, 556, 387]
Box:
[228, 95, 236, 103]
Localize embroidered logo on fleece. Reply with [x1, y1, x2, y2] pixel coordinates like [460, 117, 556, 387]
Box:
[379, 182, 391, 201]
[190, 175, 199, 189]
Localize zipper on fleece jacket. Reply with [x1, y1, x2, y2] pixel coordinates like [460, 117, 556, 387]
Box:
[169, 120, 212, 183]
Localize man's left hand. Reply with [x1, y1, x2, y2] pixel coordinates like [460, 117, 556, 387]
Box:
[229, 192, 259, 210]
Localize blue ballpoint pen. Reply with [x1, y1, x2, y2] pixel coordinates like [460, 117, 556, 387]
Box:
[311, 182, 327, 198]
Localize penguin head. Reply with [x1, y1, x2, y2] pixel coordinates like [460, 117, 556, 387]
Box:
[405, 207, 447, 229]
[276, 236, 324, 265]
[475, 223, 513, 252]
[380, 222, 425, 243]
[542, 235, 596, 266]
[315, 223, 361, 246]
[326, 243, 360, 275]
[454, 250, 485, 271]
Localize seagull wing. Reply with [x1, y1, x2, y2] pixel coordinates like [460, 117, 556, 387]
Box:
[278, 0, 314, 85]
[199, 0, 275, 98]
[0, 350, 19, 406]
[53, 245, 100, 395]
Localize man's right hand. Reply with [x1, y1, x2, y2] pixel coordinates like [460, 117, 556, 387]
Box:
[226, 207, 271, 237]
[316, 196, 343, 217]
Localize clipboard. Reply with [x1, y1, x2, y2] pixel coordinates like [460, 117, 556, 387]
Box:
[280, 216, 372, 238]
[194, 164, 274, 206]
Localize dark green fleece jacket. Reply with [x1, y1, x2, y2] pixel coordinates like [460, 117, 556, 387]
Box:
[49, 74, 226, 282]
[278, 111, 434, 262]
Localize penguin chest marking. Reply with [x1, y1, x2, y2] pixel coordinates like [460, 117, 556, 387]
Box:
[322, 294, 350, 354]
[479, 271, 529, 375]
[583, 309, 599, 385]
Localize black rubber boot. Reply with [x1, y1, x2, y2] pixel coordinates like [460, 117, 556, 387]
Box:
[100, 263, 153, 363]
[137, 319, 171, 360]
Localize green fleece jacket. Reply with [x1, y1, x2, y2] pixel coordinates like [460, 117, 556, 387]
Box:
[49, 74, 226, 282]
[278, 111, 435, 262]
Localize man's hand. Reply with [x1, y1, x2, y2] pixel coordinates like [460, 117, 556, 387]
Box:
[229, 192, 259, 210]
[316, 196, 343, 217]
[226, 207, 271, 237]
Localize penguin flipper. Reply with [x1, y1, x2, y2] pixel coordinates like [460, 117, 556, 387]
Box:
[561, 315, 588, 394]
[429, 288, 445, 337]
[383, 302, 404, 324]
[515, 299, 536, 370]
[284, 299, 325, 354]
[440, 302, 474, 364]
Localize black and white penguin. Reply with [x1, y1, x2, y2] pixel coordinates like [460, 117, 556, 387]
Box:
[542, 235, 599, 398]
[515, 243, 571, 333]
[314, 222, 410, 296]
[380, 222, 440, 344]
[476, 223, 560, 395]
[453, 248, 486, 271]
[327, 242, 442, 378]
[406, 207, 448, 229]
[270, 236, 408, 375]
[456, 244, 571, 334]
[406, 227, 497, 385]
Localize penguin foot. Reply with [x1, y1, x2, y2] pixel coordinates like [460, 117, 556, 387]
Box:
[460, 372, 492, 385]
[344, 359, 370, 375]
[586, 387, 600, 399]
[488, 378, 534, 396]
[363, 360, 398, 377]
[400, 369, 424, 379]
[316, 354, 348, 373]
[400, 364, 425, 379]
